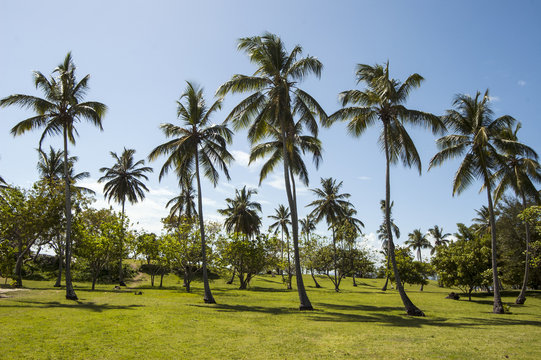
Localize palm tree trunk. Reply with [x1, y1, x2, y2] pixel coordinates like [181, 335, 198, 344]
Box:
[382, 254, 390, 291]
[280, 229, 285, 280]
[516, 192, 531, 304]
[332, 226, 339, 292]
[118, 199, 126, 286]
[310, 268, 321, 288]
[194, 148, 215, 304]
[486, 183, 504, 313]
[280, 121, 312, 310]
[63, 127, 77, 300]
[227, 268, 236, 284]
[54, 244, 63, 287]
[287, 235, 292, 290]
[383, 121, 423, 316]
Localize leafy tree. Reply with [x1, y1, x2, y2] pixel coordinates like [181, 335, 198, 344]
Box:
[0, 53, 107, 300]
[432, 235, 492, 300]
[429, 90, 530, 313]
[405, 229, 432, 291]
[149, 81, 233, 303]
[388, 247, 434, 289]
[492, 123, 541, 304]
[300, 230, 322, 288]
[217, 33, 327, 310]
[268, 205, 292, 288]
[136, 232, 164, 287]
[519, 206, 541, 270]
[217, 233, 276, 289]
[308, 177, 353, 291]
[328, 62, 443, 316]
[99, 148, 152, 285]
[73, 208, 123, 290]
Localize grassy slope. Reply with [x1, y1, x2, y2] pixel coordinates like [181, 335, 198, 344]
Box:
[1, 274, 540, 360]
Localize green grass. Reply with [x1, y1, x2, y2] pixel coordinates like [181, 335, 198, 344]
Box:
[1, 274, 540, 359]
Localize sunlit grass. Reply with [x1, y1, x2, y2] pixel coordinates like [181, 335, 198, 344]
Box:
[1, 274, 540, 359]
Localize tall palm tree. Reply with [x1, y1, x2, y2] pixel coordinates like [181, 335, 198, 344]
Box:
[300, 215, 320, 288]
[99, 148, 152, 285]
[307, 177, 353, 292]
[492, 123, 541, 304]
[377, 200, 400, 291]
[428, 225, 451, 255]
[405, 229, 432, 263]
[217, 33, 325, 310]
[149, 81, 233, 304]
[429, 90, 529, 314]
[269, 204, 292, 288]
[0, 52, 106, 300]
[328, 63, 443, 315]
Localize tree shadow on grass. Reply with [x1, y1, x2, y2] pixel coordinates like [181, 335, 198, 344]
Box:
[190, 303, 293, 315]
[2, 300, 144, 312]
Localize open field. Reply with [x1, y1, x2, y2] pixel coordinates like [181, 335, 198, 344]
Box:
[1, 274, 540, 360]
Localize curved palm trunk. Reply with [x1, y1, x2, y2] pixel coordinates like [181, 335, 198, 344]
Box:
[486, 184, 504, 313]
[194, 149, 215, 304]
[118, 199, 126, 286]
[516, 192, 531, 304]
[383, 121, 423, 316]
[63, 127, 77, 300]
[280, 122, 312, 310]
[382, 255, 390, 291]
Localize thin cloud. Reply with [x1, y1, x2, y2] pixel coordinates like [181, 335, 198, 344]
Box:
[518, 80, 526, 86]
[357, 176, 371, 181]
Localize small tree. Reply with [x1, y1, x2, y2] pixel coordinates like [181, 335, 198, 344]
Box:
[136, 232, 163, 287]
[388, 248, 434, 289]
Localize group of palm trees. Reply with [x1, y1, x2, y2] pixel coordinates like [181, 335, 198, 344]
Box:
[1, 32, 539, 316]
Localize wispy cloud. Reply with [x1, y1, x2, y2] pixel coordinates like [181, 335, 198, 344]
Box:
[488, 96, 500, 102]
[518, 80, 526, 87]
[357, 176, 371, 181]
[265, 173, 309, 195]
[231, 149, 263, 171]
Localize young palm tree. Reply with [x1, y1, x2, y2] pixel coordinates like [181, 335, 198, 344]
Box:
[429, 90, 529, 314]
[0, 52, 106, 300]
[492, 123, 541, 304]
[328, 63, 443, 315]
[427, 225, 451, 255]
[149, 81, 233, 304]
[217, 33, 326, 310]
[300, 215, 320, 288]
[269, 204, 293, 288]
[99, 148, 152, 285]
[377, 199, 400, 291]
[307, 177, 353, 292]
[166, 173, 197, 221]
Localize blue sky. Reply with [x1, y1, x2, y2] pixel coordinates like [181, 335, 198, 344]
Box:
[1, 0, 540, 255]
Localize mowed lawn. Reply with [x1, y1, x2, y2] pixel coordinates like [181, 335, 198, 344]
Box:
[1, 274, 540, 360]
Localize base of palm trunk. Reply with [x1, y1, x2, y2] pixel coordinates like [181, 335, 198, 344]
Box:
[406, 307, 425, 316]
[299, 304, 314, 311]
[119, 281, 127, 287]
[53, 283, 62, 288]
[66, 292, 78, 301]
[515, 295, 526, 305]
[493, 302, 505, 314]
[204, 298, 216, 304]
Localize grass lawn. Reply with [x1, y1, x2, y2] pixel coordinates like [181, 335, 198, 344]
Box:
[1, 273, 540, 359]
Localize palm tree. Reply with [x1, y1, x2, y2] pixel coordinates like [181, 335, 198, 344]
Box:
[338, 204, 364, 287]
[328, 63, 443, 315]
[269, 204, 292, 288]
[405, 229, 432, 263]
[149, 81, 233, 304]
[0, 52, 106, 300]
[37, 146, 94, 287]
[300, 215, 320, 288]
[428, 225, 451, 255]
[166, 173, 197, 221]
[99, 148, 152, 285]
[217, 33, 326, 310]
[377, 200, 400, 291]
[492, 123, 541, 304]
[307, 177, 353, 292]
[429, 90, 530, 314]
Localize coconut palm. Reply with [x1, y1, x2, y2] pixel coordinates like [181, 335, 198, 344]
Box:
[492, 123, 541, 304]
[428, 225, 451, 255]
[166, 173, 197, 221]
[299, 215, 320, 288]
[99, 148, 152, 285]
[328, 63, 443, 315]
[149, 81, 233, 304]
[405, 229, 432, 263]
[377, 200, 401, 291]
[0, 52, 106, 300]
[269, 204, 292, 288]
[219, 186, 262, 239]
[429, 90, 530, 314]
[307, 177, 353, 292]
[217, 33, 326, 310]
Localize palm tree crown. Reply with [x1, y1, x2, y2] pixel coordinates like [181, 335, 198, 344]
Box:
[268, 204, 291, 237]
[405, 229, 432, 262]
[428, 225, 451, 255]
[218, 186, 262, 239]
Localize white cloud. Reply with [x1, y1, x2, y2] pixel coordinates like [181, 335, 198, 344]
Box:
[265, 173, 309, 195]
[357, 176, 371, 181]
[518, 80, 526, 87]
[231, 149, 264, 171]
[488, 96, 500, 102]
[202, 197, 218, 207]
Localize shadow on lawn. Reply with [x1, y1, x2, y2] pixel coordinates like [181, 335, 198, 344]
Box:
[3, 300, 144, 312]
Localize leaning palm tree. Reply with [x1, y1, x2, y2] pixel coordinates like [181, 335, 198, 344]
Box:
[307, 177, 353, 292]
[269, 204, 292, 289]
[149, 81, 233, 304]
[492, 123, 541, 304]
[429, 90, 529, 314]
[428, 225, 451, 255]
[0, 52, 106, 300]
[377, 199, 401, 291]
[328, 62, 443, 315]
[99, 148, 152, 285]
[217, 33, 326, 310]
